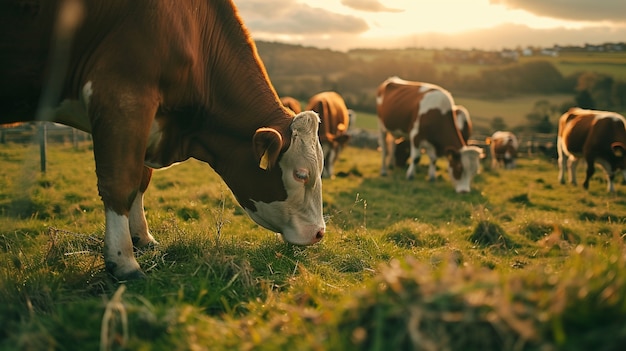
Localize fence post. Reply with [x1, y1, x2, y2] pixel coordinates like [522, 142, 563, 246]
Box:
[39, 123, 47, 173]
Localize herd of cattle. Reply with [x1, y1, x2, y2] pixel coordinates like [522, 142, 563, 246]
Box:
[282, 77, 626, 196]
[1, 0, 625, 280]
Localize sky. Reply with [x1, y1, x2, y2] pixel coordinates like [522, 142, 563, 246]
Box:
[235, 0, 626, 51]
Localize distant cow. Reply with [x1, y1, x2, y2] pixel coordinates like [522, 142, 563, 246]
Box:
[454, 105, 472, 143]
[393, 104, 472, 168]
[0, 0, 326, 279]
[376, 77, 483, 193]
[306, 91, 350, 178]
[488, 131, 519, 169]
[280, 96, 302, 114]
[557, 107, 626, 192]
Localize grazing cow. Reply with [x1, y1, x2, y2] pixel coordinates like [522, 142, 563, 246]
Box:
[488, 131, 519, 169]
[305, 91, 351, 178]
[393, 104, 472, 168]
[557, 107, 626, 192]
[280, 96, 302, 114]
[0, 0, 326, 279]
[454, 105, 472, 144]
[376, 77, 482, 193]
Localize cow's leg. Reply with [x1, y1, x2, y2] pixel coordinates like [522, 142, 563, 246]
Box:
[582, 157, 595, 190]
[405, 140, 420, 180]
[567, 156, 579, 185]
[557, 137, 566, 184]
[90, 85, 158, 280]
[321, 142, 333, 178]
[595, 159, 615, 192]
[130, 166, 158, 247]
[379, 127, 390, 176]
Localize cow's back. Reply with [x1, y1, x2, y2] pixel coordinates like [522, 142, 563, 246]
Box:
[376, 81, 424, 132]
[560, 113, 595, 155]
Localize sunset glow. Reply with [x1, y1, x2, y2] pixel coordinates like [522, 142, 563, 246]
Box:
[237, 0, 626, 50]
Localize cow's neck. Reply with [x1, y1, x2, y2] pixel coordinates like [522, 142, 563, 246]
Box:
[184, 1, 293, 170]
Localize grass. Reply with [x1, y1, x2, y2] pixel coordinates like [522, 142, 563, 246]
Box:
[2, 140, 626, 350]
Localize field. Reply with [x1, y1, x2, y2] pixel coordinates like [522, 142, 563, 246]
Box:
[2, 139, 626, 350]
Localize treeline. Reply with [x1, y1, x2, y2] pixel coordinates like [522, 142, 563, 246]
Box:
[256, 41, 626, 126]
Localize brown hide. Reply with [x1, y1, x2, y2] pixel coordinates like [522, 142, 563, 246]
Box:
[558, 107, 626, 190]
[0, 0, 326, 278]
[306, 91, 350, 177]
[377, 79, 465, 157]
[306, 91, 350, 144]
[376, 77, 483, 193]
[0, 0, 296, 210]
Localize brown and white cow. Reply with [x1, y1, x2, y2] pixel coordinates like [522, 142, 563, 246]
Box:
[557, 107, 626, 192]
[280, 96, 302, 114]
[376, 77, 482, 193]
[488, 131, 519, 169]
[0, 0, 326, 279]
[306, 91, 351, 178]
[392, 104, 472, 168]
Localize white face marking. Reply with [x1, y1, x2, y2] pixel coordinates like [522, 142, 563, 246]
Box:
[245, 112, 325, 245]
[451, 146, 481, 193]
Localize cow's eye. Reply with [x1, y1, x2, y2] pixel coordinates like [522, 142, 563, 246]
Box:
[294, 168, 310, 183]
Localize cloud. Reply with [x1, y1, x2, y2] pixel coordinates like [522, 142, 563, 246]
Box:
[340, 0, 403, 13]
[489, 0, 626, 23]
[236, 0, 369, 35]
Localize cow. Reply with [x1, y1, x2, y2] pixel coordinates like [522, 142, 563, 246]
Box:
[392, 104, 472, 168]
[557, 107, 626, 192]
[0, 0, 326, 280]
[454, 105, 472, 144]
[376, 77, 483, 193]
[488, 131, 519, 169]
[280, 96, 302, 114]
[305, 91, 351, 178]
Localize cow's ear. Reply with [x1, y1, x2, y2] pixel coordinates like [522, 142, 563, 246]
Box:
[253, 128, 283, 170]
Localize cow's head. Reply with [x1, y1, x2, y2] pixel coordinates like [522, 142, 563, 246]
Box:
[446, 146, 482, 193]
[502, 140, 518, 169]
[244, 111, 326, 245]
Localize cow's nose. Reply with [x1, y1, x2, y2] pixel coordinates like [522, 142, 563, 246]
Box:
[314, 228, 325, 242]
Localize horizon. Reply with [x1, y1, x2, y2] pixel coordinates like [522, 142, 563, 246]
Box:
[236, 0, 626, 52]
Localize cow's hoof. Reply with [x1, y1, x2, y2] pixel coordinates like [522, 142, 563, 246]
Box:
[132, 236, 159, 249]
[105, 262, 146, 280]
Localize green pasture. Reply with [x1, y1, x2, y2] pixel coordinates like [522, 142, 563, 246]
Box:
[520, 52, 626, 80]
[1, 140, 626, 350]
